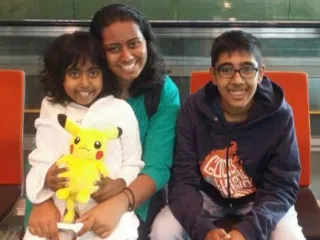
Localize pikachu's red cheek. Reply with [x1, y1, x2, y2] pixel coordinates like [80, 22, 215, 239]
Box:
[96, 151, 103, 160]
[70, 145, 74, 154]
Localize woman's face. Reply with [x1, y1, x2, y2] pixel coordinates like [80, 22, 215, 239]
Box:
[102, 20, 148, 85]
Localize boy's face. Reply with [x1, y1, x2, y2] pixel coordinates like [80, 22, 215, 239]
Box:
[64, 60, 103, 106]
[211, 50, 265, 115]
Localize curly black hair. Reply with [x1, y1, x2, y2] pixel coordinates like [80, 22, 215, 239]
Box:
[40, 31, 120, 104]
[89, 3, 166, 97]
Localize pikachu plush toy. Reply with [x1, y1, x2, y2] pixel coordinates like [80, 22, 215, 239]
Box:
[55, 114, 122, 223]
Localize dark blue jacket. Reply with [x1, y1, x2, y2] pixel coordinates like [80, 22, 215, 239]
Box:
[168, 77, 301, 240]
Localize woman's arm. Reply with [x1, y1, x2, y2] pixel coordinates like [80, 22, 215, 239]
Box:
[77, 78, 180, 238]
[129, 77, 180, 208]
[28, 199, 61, 240]
[91, 100, 144, 202]
[127, 174, 157, 208]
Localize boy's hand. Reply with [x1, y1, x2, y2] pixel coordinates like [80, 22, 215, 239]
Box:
[229, 230, 246, 240]
[45, 163, 69, 191]
[205, 228, 231, 240]
[91, 177, 126, 203]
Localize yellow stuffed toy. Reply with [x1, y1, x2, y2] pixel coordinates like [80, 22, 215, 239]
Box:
[55, 114, 122, 223]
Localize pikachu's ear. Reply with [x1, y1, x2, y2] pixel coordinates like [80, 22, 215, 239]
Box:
[57, 114, 80, 135]
[104, 126, 122, 140]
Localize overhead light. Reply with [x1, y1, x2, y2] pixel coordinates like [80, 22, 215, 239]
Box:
[224, 2, 232, 9]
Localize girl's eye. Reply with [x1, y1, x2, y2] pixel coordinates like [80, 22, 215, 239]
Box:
[68, 71, 79, 78]
[89, 70, 100, 77]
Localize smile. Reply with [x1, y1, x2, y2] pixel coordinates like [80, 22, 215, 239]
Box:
[79, 146, 90, 152]
[228, 89, 247, 99]
[120, 62, 136, 71]
[78, 91, 93, 97]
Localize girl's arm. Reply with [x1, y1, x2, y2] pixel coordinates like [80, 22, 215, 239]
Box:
[115, 101, 144, 185]
[26, 98, 69, 204]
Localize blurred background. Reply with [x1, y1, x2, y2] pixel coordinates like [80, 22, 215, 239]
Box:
[0, 0, 319, 237]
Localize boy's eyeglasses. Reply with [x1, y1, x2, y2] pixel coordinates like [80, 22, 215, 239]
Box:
[216, 65, 259, 79]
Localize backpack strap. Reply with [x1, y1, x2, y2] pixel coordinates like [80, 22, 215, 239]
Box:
[144, 82, 163, 119]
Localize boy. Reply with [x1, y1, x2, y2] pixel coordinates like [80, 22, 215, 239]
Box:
[151, 30, 305, 240]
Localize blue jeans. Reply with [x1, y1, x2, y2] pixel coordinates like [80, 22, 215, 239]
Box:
[150, 191, 305, 240]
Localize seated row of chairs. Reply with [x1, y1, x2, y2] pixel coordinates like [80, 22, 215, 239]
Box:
[1, 70, 320, 239]
[0, 70, 24, 226]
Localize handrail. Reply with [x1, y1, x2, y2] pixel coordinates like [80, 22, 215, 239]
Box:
[0, 20, 320, 28]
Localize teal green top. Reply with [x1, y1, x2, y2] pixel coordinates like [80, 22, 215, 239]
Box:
[127, 75, 180, 221]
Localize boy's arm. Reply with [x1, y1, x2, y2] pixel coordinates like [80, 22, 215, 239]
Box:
[169, 100, 216, 240]
[233, 108, 300, 240]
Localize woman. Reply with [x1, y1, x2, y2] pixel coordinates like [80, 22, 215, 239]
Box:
[27, 3, 180, 240]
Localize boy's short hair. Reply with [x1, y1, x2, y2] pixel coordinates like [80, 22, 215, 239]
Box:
[41, 31, 119, 104]
[211, 30, 262, 67]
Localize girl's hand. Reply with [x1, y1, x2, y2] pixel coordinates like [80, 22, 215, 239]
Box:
[44, 163, 68, 191]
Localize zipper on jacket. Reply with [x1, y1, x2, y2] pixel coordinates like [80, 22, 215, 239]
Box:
[225, 141, 232, 208]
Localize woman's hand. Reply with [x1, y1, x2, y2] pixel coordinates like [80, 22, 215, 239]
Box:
[28, 199, 61, 240]
[44, 163, 68, 191]
[77, 192, 128, 238]
[91, 177, 126, 203]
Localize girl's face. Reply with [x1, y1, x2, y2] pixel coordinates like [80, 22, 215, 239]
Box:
[102, 20, 147, 86]
[63, 60, 103, 106]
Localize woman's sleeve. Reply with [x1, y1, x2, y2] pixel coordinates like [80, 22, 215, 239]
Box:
[140, 76, 180, 191]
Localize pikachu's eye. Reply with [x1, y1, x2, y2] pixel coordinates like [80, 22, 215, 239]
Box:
[74, 137, 80, 144]
[94, 141, 101, 149]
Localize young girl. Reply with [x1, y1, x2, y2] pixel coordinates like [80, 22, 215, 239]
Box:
[27, 4, 181, 240]
[24, 31, 144, 240]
